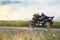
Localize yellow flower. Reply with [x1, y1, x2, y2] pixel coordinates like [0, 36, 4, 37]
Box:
[19, 37, 22, 40]
[52, 34, 56, 37]
[40, 32, 46, 40]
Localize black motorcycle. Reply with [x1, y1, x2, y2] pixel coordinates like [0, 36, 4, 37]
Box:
[29, 13, 54, 28]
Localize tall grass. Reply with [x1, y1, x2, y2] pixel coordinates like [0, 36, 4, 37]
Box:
[0, 28, 59, 40]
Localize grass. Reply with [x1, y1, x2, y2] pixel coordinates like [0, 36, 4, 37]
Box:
[0, 20, 59, 40]
[0, 20, 60, 28]
[0, 28, 59, 40]
[52, 22, 60, 28]
[0, 20, 29, 27]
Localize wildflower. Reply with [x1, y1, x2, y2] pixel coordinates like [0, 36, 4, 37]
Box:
[52, 34, 56, 37]
[19, 37, 22, 40]
[40, 32, 46, 40]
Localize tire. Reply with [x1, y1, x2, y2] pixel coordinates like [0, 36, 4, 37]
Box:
[46, 22, 51, 29]
[29, 21, 35, 28]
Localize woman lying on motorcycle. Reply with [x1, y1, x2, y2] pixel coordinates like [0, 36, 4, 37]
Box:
[32, 13, 41, 23]
[30, 12, 54, 27]
[32, 12, 54, 22]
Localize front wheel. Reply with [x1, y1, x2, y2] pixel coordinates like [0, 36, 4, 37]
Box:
[29, 21, 35, 28]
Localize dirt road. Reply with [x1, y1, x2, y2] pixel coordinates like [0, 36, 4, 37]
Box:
[0, 27, 60, 36]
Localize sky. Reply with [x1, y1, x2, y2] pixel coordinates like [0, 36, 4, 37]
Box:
[0, 0, 60, 20]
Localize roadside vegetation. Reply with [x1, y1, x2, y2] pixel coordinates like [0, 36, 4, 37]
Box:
[0, 20, 60, 28]
[0, 28, 59, 40]
[53, 22, 60, 28]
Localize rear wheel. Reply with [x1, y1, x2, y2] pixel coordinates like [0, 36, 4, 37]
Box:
[44, 22, 51, 29]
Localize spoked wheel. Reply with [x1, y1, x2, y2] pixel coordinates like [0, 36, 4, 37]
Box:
[29, 21, 35, 28]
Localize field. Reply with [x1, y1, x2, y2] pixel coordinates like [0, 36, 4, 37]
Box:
[0, 20, 29, 27]
[0, 20, 60, 28]
[0, 20, 60, 40]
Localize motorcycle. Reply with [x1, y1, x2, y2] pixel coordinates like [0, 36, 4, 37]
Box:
[29, 14, 54, 28]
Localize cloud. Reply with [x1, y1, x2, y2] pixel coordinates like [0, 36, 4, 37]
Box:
[0, 1, 21, 5]
[0, 0, 60, 20]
